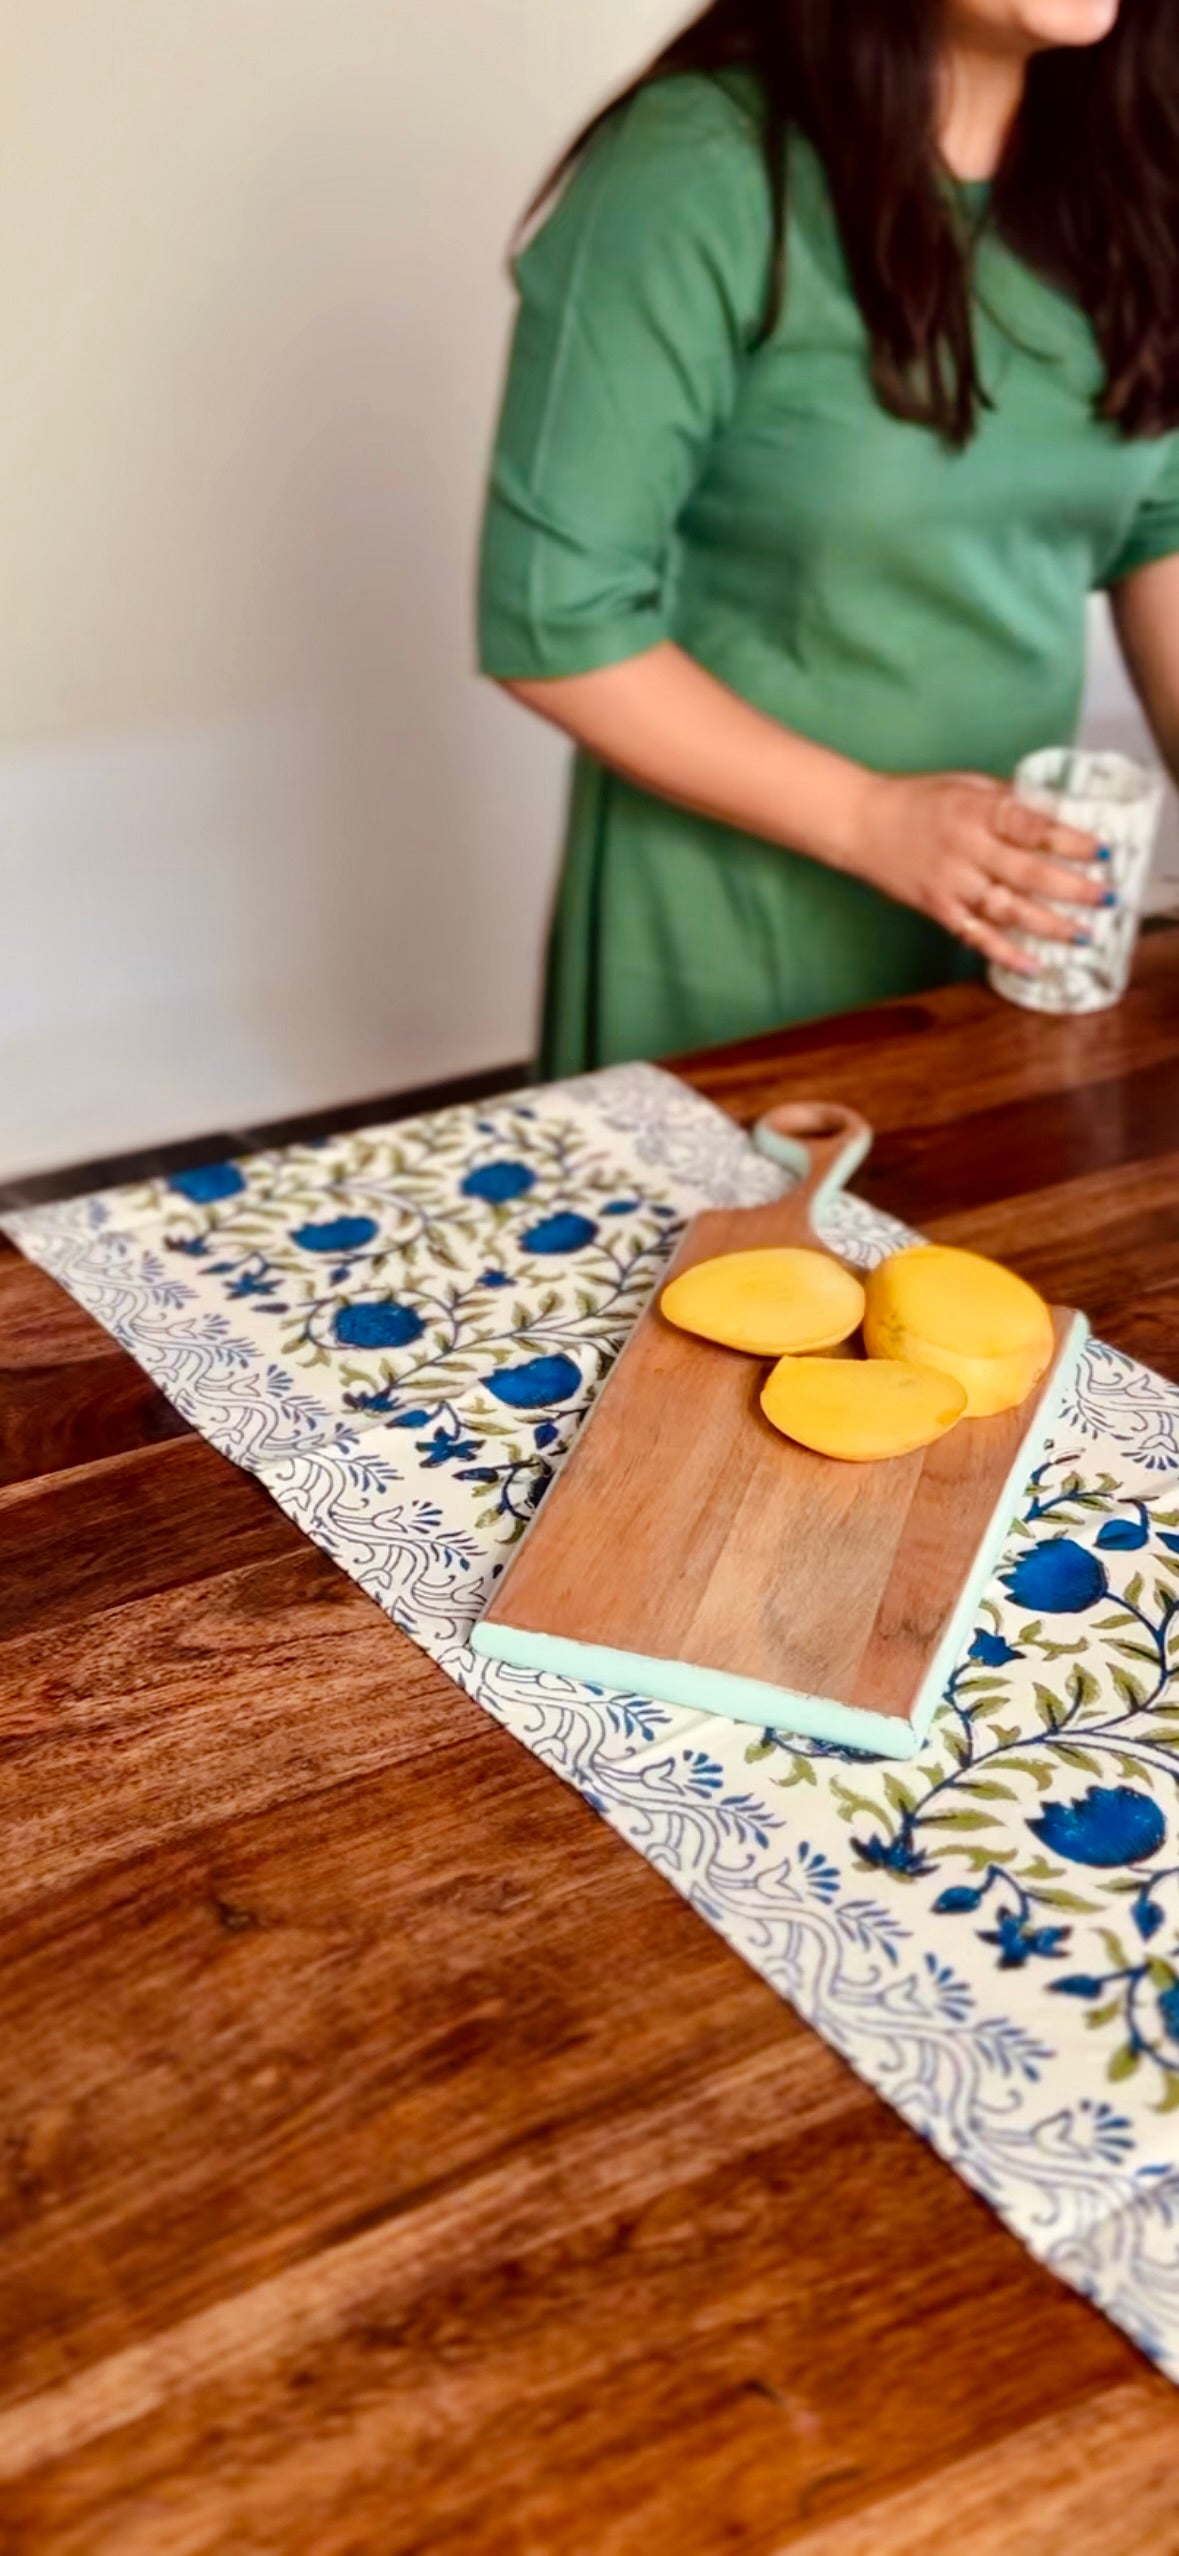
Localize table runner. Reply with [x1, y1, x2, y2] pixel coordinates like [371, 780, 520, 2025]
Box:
[9, 1061, 1179, 2378]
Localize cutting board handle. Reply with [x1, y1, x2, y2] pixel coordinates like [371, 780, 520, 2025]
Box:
[752, 1100, 873, 1227]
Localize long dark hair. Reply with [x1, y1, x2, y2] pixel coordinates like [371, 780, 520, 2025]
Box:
[530, 0, 1179, 447]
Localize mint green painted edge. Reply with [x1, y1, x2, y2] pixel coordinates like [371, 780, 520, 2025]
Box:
[470, 1314, 1090, 1762]
[469, 1619, 932, 1759]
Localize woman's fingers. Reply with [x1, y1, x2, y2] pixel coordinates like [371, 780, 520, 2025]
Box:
[976, 823, 1109, 915]
[991, 842, 1111, 909]
[991, 791, 1101, 866]
[950, 901, 1041, 976]
[991, 888, 1090, 947]
[954, 873, 1087, 959]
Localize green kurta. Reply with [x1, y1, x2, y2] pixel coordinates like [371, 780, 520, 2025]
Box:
[478, 74, 1179, 1077]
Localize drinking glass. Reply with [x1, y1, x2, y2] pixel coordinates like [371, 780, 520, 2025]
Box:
[987, 746, 1165, 1015]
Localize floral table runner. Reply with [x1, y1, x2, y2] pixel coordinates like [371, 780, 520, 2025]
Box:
[9, 1062, 1179, 2378]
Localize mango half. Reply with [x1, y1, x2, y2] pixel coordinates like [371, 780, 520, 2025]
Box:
[761, 1354, 967, 1461]
[661, 1247, 865, 1357]
[863, 1246, 1053, 1419]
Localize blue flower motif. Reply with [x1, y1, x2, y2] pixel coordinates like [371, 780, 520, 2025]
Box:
[604, 1199, 640, 1215]
[969, 1630, 1022, 1667]
[291, 1216, 378, 1255]
[486, 1354, 581, 1410]
[1030, 1784, 1166, 1869]
[479, 1269, 512, 1289]
[1161, 1533, 1179, 1557]
[1096, 1516, 1150, 1552]
[168, 1161, 245, 1204]
[419, 1430, 478, 1469]
[461, 1162, 536, 1203]
[533, 1420, 559, 1449]
[521, 1212, 598, 1255]
[335, 1300, 424, 1350]
[1051, 1974, 1106, 1999]
[981, 1910, 1069, 1970]
[391, 1407, 430, 1428]
[1159, 1983, 1179, 2044]
[1000, 1539, 1108, 1614]
[1133, 1891, 1165, 1942]
[934, 1884, 984, 1913]
[853, 1831, 933, 1878]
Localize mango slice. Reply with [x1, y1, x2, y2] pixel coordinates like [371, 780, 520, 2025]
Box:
[761, 1354, 967, 1462]
[661, 1247, 865, 1357]
[863, 1246, 1053, 1418]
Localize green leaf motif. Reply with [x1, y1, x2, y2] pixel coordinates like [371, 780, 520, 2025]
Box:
[1053, 1744, 1102, 1776]
[1033, 1683, 1067, 1732]
[774, 1756, 818, 1791]
[921, 1810, 1001, 1832]
[883, 1774, 918, 1817]
[830, 1779, 885, 1826]
[1004, 1760, 1055, 1794]
[1107, 2044, 1141, 2084]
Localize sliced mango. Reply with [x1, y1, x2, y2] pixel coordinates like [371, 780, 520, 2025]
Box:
[863, 1246, 1053, 1418]
[661, 1247, 865, 1357]
[761, 1354, 967, 1462]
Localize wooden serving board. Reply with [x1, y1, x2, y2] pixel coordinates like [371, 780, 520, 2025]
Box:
[471, 1102, 1087, 1760]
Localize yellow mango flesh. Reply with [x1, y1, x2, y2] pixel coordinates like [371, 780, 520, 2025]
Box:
[863, 1246, 1053, 1418]
[661, 1247, 865, 1358]
[761, 1355, 967, 1462]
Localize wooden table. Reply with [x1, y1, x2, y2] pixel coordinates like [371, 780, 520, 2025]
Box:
[4, 931, 1179, 2555]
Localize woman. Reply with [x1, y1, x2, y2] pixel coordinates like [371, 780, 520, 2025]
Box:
[478, 0, 1179, 1077]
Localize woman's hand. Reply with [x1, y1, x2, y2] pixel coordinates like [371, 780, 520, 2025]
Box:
[497, 648, 1110, 976]
[855, 772, 1108, 976]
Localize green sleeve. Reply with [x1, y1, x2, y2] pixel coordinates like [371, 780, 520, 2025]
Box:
[1104, 431, 1179, 585]
[477, 78, 768, 680]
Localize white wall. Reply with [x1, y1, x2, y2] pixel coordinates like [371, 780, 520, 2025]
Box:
[0, 2, 1172, 1178]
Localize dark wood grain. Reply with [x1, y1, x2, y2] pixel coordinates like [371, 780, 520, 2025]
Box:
[3, 931, 1179, 2553]
[0, 1257, 191, 1491]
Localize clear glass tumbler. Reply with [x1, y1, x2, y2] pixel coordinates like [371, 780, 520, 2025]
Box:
[987, 746, 1165, 1015]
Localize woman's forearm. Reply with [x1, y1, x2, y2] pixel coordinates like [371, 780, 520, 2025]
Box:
[499, 640, 1106, 974]
[501, 644, 875, 873]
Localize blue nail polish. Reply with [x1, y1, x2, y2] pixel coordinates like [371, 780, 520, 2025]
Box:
[1074, 929, 1093, 945]
[1101, 888, 1118, 908]
[1097, 844, 1113, 862]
